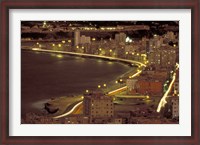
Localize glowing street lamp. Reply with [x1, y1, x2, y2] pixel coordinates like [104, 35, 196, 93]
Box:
[85, 90, 89, 93]
[103, 84, 107, 87]
[62, 40, 66, 44]
[98, 85, 101, 88]
[58, 44, 62, 47]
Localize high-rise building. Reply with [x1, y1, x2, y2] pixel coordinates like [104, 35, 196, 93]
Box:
[74, 30, 80, 46]
[83, 93, 114, 120]
[115, 33, 126, 43]
[160, 48, 176, 68]
[148, 47, 176, 68]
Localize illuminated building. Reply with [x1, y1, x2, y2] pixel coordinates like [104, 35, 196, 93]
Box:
[165, 31, 176, 40]
[173, 69, 179, 96]
[136, 80, 163, 96]
[160, 49, 176, 68]
[83, 93, 114, 123]
[115, 33, 126, 43]
[80, 35, 91, 44]
[148, 47, 176, 69]
[74, 30, 80, 46]
[173, 81, 179, 96]
[126, 79, 138, 94]
[171, 96, 179, 119]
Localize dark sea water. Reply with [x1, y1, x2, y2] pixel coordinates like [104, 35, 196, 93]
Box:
[21, 51, 131, 114]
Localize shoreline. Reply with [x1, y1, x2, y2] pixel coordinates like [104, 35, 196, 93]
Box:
[22, 47, 146, 67]
[21, 47, 144, 117]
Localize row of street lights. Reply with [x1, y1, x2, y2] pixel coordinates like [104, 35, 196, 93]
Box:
[85, 83, 107, 94]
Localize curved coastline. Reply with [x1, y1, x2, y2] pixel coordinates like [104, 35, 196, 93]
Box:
[22, 47, 146, 67]
[22, 48, 145, 118]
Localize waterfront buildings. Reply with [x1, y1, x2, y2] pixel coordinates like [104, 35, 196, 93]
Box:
[83, 93, 114, 123]
[21, 21, 179, 124]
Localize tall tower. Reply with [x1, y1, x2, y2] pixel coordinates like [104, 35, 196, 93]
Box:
[74, 30, 80, 46]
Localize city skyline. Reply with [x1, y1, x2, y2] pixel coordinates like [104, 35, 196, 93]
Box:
[21, 21, 179, 124]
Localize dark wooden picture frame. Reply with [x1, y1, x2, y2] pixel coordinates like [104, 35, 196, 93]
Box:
[1, 0, 199, 144]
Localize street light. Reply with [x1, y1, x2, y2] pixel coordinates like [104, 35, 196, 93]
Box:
[103, 84, 107, 87]
[58, 44, 62, 47]
[98, 85, 101, 88]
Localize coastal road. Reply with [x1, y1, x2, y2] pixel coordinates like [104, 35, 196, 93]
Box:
[27, 48, 145, 119]
[53, 70, 143, 118]
[29, 48, 146, 67]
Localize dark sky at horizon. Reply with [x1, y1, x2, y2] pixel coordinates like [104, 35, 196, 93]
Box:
[22, 21, 179, 27]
